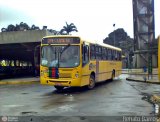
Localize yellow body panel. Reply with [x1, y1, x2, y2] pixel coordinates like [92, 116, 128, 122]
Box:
[40, 60, 122, 87]
[40, 66, 83, 87]
[98, 61, 122, 81]
[81, 60, 122, 85]
[158, 36, 160, 81]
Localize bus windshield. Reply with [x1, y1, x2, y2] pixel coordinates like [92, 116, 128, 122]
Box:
[41, 45, 80, 68]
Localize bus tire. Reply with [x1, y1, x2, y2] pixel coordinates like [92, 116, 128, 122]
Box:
[88, 75, 95, 89]
[54, 86, 64, 90]
[111, 70, 115, 81]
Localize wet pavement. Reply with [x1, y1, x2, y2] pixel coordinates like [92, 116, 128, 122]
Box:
[0, 74, 159, 122]
[0, 77, 39, 85]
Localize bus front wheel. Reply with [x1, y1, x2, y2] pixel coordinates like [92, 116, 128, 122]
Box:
[88, 75, 95, 89]
[54, 86, 64, 90]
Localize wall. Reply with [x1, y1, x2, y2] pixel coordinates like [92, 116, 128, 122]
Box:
[0, 30, 53, 44]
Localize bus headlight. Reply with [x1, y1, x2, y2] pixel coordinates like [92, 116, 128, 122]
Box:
[75, 73, 79, 78]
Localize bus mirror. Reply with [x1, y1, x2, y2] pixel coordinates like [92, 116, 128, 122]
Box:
[82, 43, 87, 61]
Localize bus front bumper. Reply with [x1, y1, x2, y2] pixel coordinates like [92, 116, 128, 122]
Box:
[41, 78, 81, 87]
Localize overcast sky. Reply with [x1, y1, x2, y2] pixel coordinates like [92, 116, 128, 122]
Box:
[0, 0, 160, 41]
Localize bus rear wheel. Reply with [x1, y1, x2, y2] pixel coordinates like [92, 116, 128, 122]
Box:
[54, 86, 64, 90]
[88, 75, 95, 89]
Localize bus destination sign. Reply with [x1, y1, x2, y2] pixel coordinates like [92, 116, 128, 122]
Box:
[42, 37, 80, 44]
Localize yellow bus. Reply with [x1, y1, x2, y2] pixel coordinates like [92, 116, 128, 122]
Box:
[158, 36, 160, 81]
[40, 35, 122, 90]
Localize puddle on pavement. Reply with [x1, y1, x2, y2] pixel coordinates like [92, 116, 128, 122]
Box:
[42, 87, 88, 97]
[42, 93, 75, 109]
[21, 93, 29, 94]
[21, 111, 38, 115]
[3, 104, 25, 108]
[141, 93, 160, 117]
[154, 104, 159, 115]
[152, 91, 160, 94]
[141, 93, 152, 103]
[118, 112, 137, 115]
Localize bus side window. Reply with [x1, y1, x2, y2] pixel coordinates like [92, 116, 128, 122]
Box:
[96, 46, 98, 60]
[83, 45, 89, 66]
[115, 51, 117, 60]
[112, 50, 115, 60]
[117, 52, 119, 61]
[119, 52, 122, 61]
[106, 48, 108, 60]
[90, 44, 96, 60]
[110, 50, 112, 60]
[99, 47, 102, 60]
[102, 47, 106, 60]
[108, 49, 111, 60]
[107, 49, 109, 60]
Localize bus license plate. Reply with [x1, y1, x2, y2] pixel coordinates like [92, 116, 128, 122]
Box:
[55, 83, 62, 86]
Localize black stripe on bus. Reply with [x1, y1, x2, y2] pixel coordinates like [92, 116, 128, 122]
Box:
[82, 70, 122, 77]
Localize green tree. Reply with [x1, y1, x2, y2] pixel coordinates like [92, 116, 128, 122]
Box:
[48, 29, 59, 35]
[103, 28, 134, 68]
[60, 22, 78, 35]
[15, 24, 20, 31]
[103, 28, 128, 47]
[1, 28, 7, 32]
[19, 22, 30, 31]
[31, 24, 40, 30]
[7, 24, 16, 32]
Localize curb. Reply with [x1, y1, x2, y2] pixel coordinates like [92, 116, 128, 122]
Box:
[126, 78, 160, 85]
[122, 73, 158, 75]
[126, 77, 144, 82]
[0, 80, 39, 85]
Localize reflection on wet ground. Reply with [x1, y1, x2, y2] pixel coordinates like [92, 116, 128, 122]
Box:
[41, 80, 114, 110]
[0, 75, 158, 118]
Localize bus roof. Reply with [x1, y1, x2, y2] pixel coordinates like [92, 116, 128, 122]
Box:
[42, 35, 122, 51]
[97, 42, 122, 51]
[42, 35, 80, 39]
[82, 39, 122, 51]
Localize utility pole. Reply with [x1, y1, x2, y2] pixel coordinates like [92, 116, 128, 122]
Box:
[113, 24, 115, 46]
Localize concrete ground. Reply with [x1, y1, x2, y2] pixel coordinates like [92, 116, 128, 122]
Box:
[125, 69, 160, 122]
[1, 70, 160, 121]
[0, 74, 158, 122]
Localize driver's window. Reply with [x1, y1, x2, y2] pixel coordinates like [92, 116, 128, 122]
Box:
[83, 45, 89, 66]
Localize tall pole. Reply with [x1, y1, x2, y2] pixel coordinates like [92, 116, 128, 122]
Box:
[113, 24, 115, 46]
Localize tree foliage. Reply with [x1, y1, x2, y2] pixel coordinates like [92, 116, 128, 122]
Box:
[1, 22, 78, 35]
[60, 22, 78, 35]
[1, 22, 40, 32]
[103, 28, 134, 53]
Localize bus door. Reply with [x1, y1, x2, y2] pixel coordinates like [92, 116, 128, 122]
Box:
[95, 60, 99, 82]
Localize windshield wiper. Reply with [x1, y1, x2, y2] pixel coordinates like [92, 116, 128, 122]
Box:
[59, 44, 71, 59]
[60, 44, 71, 54]
[48, 45, 58, 68]
[57, 44, 70, 68]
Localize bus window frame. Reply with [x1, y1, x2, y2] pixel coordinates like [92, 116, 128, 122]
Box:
[90, 44, 96, 60]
